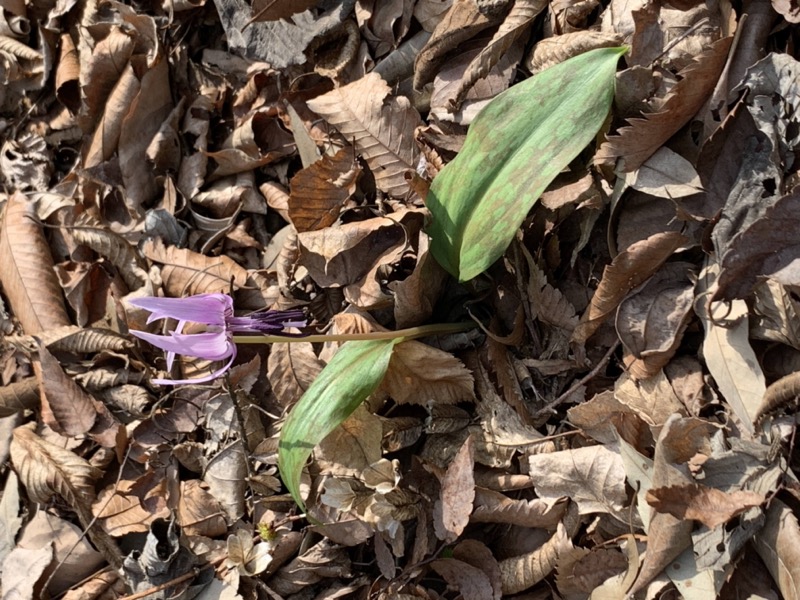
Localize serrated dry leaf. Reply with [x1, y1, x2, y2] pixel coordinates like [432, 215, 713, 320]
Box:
[0, 192, 70, 334]
[71, 224, 148, 291]
[381, 340, 475, 405]
[434, 435, 475, 542]
[266, 341, 324, 409]
[7, 326, 132, 354]
[306, 73, 422, 197]
[93, 479, 164, 536]
[596, 36, 733, 171]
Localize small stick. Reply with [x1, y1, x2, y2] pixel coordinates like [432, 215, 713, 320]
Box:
[534, 340, 620, 418]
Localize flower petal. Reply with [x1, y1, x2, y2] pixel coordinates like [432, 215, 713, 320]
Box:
[131, 329, 234, 361]
[129, 294, 231, 326]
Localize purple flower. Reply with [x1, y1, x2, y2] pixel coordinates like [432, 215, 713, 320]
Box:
[129, 293, 305, 385]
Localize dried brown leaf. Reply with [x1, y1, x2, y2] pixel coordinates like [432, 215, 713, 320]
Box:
[7, 326, 132, 354]
[0, 192, 70, 333]
[0, 377, 40, 417]
[472, 487, 567, 528]
[596, 36, 733, 171]
[430, 558, 494, 600]
[434, 435, 475, 542]
[527, 445, 627, 515]
[36, 342, 96, 436]
[306, 73, 422, 197]
[249, 0, 317, 22]
[266, 341, 324, 409]
[10, 425, 100, 506]
[381, 340, 475, 405]
[526, 31, 624, 73]
[414, 0, 503, 89]
[714, 186, 800, 302]
[450, 0, 544, 109]
[617, 262, 694, 379]
[753, 499, 800, 599]
[140, 237, 249, 296]
[572, 231, 687, 346]
[629, 415, 712, 594]
[72, 223, 148, 291]
[499, 505, 579, 595]
[288, 146, 360, 232]
[646, 483, 764, 529]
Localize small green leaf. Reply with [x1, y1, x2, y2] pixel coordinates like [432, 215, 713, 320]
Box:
[426, 47, 627, 281]
[278, 339, 401, 510]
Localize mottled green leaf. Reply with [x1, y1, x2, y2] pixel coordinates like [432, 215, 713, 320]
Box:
[278, 339, 401, 510]
[426, 47, 627, 281]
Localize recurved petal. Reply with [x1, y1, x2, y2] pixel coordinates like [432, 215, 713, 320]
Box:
[131, 329, 235, 361]
[128, 294, 231, 326]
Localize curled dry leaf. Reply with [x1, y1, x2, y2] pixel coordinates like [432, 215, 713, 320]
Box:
[499, 504, 580, 595]
[6, 326, 132, 354]
[306, 72, 422, 197]
[0, 191, 70, 334]
[526, 30, 624, 73]
[71, 223, 148, 291]
[472, 487, 567, 528]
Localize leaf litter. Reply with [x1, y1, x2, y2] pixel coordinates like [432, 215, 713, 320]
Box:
[1, 0, 800, 599]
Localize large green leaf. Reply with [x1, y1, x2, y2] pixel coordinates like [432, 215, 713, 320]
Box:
[278, 338, 401, 510]
[426, 47, 627, 281]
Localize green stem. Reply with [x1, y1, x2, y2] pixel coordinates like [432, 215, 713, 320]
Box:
[232, 321, 475, 345]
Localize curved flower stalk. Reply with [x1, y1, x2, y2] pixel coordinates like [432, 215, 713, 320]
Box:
[130, 292, 474, 385]
[128, 293, 306, 385]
